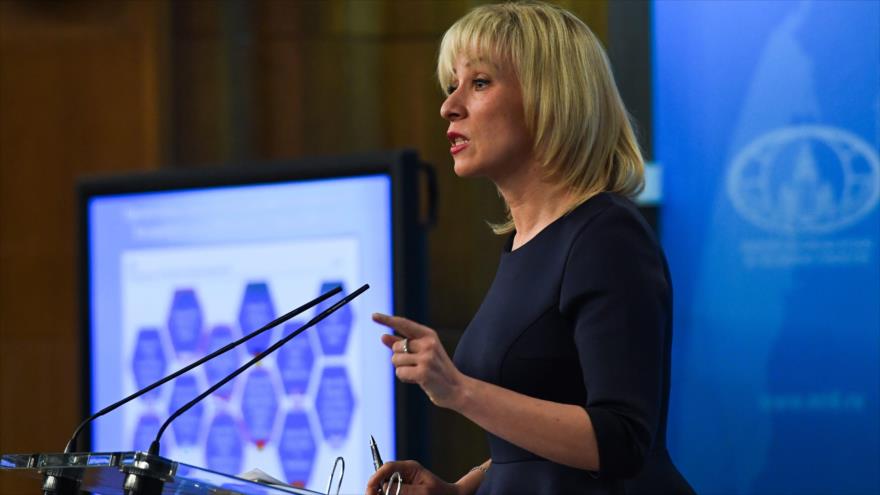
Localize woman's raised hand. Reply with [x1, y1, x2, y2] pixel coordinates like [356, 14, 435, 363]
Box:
[365, 460, 461, 495]
[372, 313, 468, 409]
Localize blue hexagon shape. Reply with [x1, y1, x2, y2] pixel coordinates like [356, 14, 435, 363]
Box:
[278, 411, 316, 487]
[168, 374, 205, 447]
[315, 366, 355, 446]
[204, 325, 240, 400]
[241, 367, 278, 449]
[276, 321, 315, 396]
[131, 328, 166, 402]
[167, 288, 203, 356]
[315, 282, 353, 356]
[132, 414, 161, 452]
[205, 413, 243, 476]
[238, 282, 276, 356]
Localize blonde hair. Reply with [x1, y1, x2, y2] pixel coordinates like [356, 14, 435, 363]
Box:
[437, 1, 644, 234]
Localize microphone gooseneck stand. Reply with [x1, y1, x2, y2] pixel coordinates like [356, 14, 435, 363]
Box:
[123, 284, 369, 495]
[43, 286, 342, 495]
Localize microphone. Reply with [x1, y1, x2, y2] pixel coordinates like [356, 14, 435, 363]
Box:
[119, 285, 368, 494]
[63, 285, 342, 454]
[148, 283, 369, 458]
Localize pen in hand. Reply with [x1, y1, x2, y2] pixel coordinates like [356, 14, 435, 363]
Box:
[370, 435, 384, 471]
[371, 435, 387, 494]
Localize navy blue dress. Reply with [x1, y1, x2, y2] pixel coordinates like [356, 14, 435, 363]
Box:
[453, 193, 693, 495]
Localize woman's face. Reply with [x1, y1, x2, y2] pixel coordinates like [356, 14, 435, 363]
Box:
[440, 55, 535, 181]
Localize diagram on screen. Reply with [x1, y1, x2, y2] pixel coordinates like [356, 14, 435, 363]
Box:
[118, 237, 363, 489]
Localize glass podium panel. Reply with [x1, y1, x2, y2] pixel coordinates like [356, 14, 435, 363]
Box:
[1, 451, 326, 495]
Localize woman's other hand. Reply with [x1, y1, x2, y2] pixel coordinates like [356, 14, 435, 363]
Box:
[372, 313, 468, 409]
[365, 460, 461, 495]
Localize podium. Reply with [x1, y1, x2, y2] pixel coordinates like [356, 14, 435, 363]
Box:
[1, 451, 325, 495]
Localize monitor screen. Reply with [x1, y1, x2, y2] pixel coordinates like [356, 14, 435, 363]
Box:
[85, 173, 395, 493]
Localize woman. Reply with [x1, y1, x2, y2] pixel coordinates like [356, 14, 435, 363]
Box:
[366, 2, 693, 494]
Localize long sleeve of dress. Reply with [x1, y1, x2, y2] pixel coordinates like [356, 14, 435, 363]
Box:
[559, 203, 670, 478]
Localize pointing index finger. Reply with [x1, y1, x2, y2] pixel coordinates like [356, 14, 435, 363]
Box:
[372, 313, 431, 338]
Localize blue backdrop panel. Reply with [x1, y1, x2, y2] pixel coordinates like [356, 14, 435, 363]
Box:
[654, 1, 879, 494]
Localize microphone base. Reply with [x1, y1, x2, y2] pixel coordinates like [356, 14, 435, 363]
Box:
[123, 471, 165, 495]
[41, 470, 82, 495]
[119, 451, 174, 495]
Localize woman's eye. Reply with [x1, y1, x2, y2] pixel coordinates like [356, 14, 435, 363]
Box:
[446, 84, 457, 95]
[474, 78, 490, 90]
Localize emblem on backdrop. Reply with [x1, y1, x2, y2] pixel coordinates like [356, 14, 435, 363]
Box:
[726, 125, 879, 235]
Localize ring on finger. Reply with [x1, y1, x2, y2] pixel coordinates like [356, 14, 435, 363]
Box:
[402, 338, 410, 354]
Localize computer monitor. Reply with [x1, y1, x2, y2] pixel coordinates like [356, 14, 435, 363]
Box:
[78, 150, 429, 493]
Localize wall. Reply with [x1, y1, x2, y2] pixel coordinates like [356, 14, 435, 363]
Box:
[0, 1, 169, 493]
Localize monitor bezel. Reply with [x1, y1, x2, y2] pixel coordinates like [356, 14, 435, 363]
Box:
[76, 149, 429, 462]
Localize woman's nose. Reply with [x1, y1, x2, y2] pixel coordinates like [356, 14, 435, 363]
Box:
[441, 92, 465, 121]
